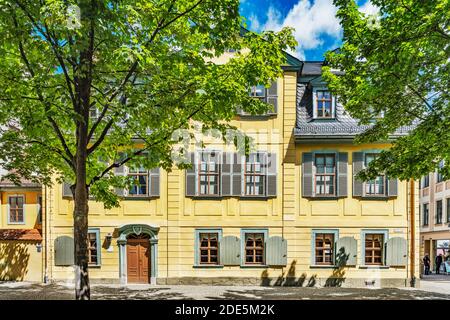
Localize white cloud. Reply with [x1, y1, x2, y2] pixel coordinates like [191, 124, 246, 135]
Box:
[251, 0, 378, 60]
[257, 0, 342, 60]
[359, 0, 379, 16]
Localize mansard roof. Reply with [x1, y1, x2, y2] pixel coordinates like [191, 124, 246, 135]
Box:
[294, 61, 414, 142]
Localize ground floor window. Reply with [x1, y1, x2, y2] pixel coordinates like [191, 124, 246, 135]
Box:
[364, 233, 384, 265]
[195, 229, 222, 266]
[199, 232, 219, 265]
[314, 233, 335, 265]
[87, 229, 101, 266]
[244, 232, 265, 265]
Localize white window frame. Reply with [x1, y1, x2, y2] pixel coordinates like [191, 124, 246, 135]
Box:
[195, 150, 222, 196]
[241, 152, 268, 197]
[312, 87, 336, 119]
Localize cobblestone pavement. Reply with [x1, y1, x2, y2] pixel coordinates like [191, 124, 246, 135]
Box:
[0, 280, 449, 300]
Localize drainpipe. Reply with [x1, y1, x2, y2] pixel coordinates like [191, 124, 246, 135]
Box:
[43, 185, 48, 283]
[410, 179, 416, 287]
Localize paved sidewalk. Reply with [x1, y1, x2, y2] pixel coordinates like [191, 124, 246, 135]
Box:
[0, 281, 449, 300]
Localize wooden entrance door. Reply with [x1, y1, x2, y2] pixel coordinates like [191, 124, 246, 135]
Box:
[127, 238, 150, 283]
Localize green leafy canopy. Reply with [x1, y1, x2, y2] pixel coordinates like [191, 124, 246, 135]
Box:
[0, 0, 296, 208]
[323, 0, 449, 181]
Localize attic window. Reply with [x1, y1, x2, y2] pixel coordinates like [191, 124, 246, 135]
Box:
[313, 88, 335, 119]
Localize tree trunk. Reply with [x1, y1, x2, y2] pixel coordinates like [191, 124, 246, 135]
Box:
[73, 146, 90, 300]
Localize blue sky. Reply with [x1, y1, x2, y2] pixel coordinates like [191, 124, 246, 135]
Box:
[239, 0, 378, 61]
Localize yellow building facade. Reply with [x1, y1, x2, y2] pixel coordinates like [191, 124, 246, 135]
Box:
[37, 59, 420, 288]
[0, 178, 43, 282]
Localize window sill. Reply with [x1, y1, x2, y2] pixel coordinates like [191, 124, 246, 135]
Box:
[7, 222, 26, 225]
[359, 266, 389, 269]
[236, 114, 277, 120]
[240, 265, 268, 268]
[355, 196, 395, 200]
[88, 265, 102, 268]
[188, 195, 222, 200]
[193, 265, 224, 269]
[122, 196, 159, 200]
[309, 265, 337, 269]
[304, 196, 344, 200]
[239, 196, 274, 200]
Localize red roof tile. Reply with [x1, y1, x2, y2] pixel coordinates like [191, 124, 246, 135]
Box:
[0, 229, 42, 241]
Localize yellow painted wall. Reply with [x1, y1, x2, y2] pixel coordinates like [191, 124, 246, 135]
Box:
[0, 241, 42, 282]
[0, 190, 42, 229]
[41, 70, 420, 286]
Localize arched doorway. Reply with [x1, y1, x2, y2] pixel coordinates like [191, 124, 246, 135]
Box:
[117, 224, 159, 285]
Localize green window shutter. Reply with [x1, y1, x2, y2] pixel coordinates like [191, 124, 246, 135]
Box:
[62, 182, 73, 198]
[221, 152, 232, 196]
[266, 236, 287, 266]
[185, 152, 196, 196]
[302, 152, 313, 197]
[266, 153, 277, 197]
[149, 168, 160, 197]
[220, 235, 241, 265]
[337, 152, 348, 197]
[387, 178, 398, 197]
[352, 152, 364, 197]
[232, 153, 242, 196]
[54, 236, 74, 266]
[386, 237, 407, 266]
[266, 81, 278, 114]
[335, 236, 357, 266]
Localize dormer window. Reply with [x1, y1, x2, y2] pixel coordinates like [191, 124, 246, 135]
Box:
[313, 88, 335, 119]
[238, 81, 278, 116]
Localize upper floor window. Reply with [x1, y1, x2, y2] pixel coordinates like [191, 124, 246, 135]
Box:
[198, 151, 220, 196]
[249, 85, 266, 100]
[128, 165, 149, 196]
[422, 175, 430, 188]
[240, 81, 277, 116]
[9, 196, 24, 224]
[436, 200, 443, 224]
[437, 161, 445, 183]
[314, 154, 336, 196]
[244, 153, 266, 196]
[313, 89, 334, 119]
[37, 195, 42, 224]
[447, 198, 450, 223]
[423, 203, 429, 226]
[364, 153, 385, 196]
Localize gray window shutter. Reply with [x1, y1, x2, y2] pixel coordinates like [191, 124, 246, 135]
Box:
[149, 168, 160, 197]
[185, 152, 196, 196]
[266, 236, 287, 266]
[221, 152, 232, 196]
[54, 236, 74, 266]
[387, 178, 398, 197]
[302, 152, 313, 197]
[232, 153, 242, 196]
[337, 152, 348, 197]
[386, 237, 407, 266]
[352, 152, 364, 197]
[220, 235, 241, 265]
[266, 81, 278, 114]
[62, 182, 73, 198]
[266, 153, 277, 197]
[335, 237, 357, 266]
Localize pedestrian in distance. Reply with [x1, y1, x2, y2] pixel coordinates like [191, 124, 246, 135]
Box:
[423, 254, 431, 275]
[435, 254, 443, 274]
